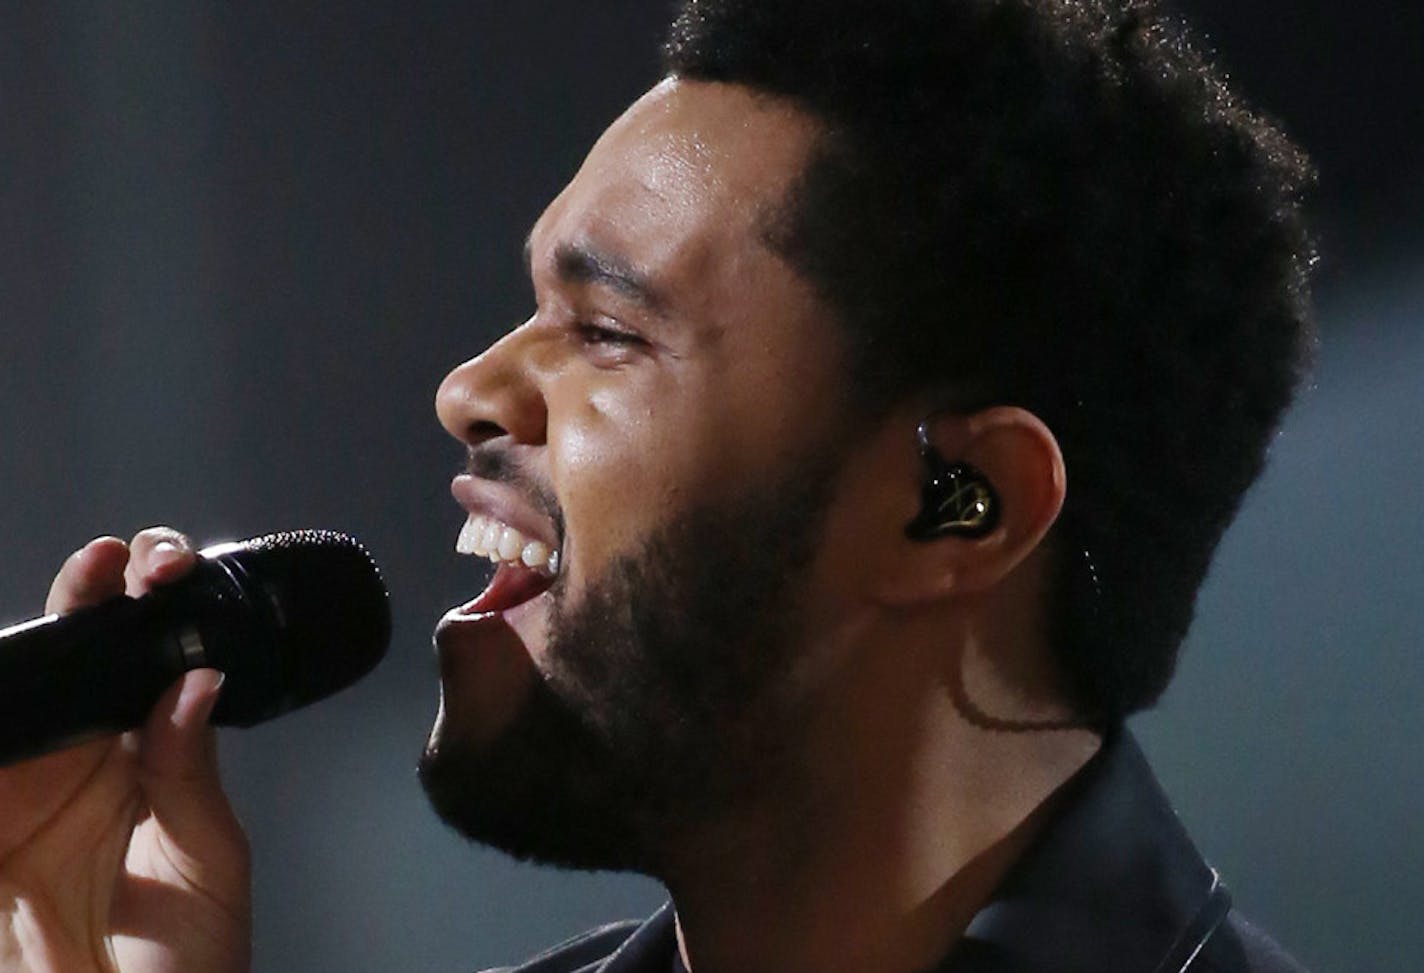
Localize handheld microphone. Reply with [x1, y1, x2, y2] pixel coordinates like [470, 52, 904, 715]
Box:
[0, 530, 391, 767]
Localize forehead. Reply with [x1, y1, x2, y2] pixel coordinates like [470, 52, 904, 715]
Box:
[528, 78, 822, 311]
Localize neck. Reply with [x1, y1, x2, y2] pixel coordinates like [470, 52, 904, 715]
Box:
[661, 605, 1101, 973]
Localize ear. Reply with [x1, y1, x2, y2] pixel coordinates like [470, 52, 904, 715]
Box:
[867, 406, 1066, 606]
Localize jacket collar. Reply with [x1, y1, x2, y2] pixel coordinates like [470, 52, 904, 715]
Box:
[946, 727, 1231, 973]
[600, 729, 1230, 973]
[596, 902, 677, 973]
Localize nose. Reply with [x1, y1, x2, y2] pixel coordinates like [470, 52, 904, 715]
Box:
[436, 322, 550, 448]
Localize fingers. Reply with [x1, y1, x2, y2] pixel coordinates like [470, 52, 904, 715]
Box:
[138, 669, 251, 906]
[118, 534, 248, 896]
[45, 536, 129, 614]
[39, 524, 239, 838]
[45, 527, 199, 616]
[140, 669, 226, 800]
[124, 526, 198, 597]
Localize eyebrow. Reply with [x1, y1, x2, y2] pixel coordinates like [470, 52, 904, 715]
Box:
[524, 234, 668, 316]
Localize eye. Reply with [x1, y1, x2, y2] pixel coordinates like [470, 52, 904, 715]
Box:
[574, 321, 644, 347]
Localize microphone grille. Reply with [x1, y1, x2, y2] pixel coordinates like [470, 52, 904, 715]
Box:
[205, 530, 391, 724]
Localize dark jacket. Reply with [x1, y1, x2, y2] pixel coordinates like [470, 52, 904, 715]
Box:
[485, 730, 1306, 973]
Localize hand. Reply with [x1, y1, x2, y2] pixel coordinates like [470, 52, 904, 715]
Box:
[0, 529, 251, 973]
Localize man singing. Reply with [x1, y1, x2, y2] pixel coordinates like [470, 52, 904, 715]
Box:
[0, 0, 1313, 970]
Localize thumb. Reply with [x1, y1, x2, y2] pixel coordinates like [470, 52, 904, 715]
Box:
[138, 670, 248, 871]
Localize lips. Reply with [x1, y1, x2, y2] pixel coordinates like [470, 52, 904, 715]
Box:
[431, 606, 539, 750]
[449, 474, 562, 616]
[430, 474, 562, 753]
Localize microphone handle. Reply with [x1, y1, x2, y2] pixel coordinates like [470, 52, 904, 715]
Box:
[0, 595, 192, 767]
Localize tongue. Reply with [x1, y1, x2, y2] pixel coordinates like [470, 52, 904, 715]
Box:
[463, 561, 555, 615]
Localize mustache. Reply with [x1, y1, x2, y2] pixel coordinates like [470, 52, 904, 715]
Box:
[464, 446, 566, 543]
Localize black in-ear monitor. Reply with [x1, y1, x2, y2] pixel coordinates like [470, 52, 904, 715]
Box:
[904, 417, 999, 541]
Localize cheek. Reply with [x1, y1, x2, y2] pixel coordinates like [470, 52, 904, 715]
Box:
[546, 372, 716, 583]
[543, 352, 810, 587]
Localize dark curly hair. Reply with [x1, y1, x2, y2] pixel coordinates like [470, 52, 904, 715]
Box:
[664, 0, 1316, 717]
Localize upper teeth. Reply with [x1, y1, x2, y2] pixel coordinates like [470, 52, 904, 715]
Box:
[456, 513, 560, 576]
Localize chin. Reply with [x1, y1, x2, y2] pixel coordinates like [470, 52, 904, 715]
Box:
[416, 673, 656, 875]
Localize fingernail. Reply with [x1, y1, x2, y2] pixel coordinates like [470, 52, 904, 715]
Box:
[151, 540, 186, 568]
[173, 669, 224, 728]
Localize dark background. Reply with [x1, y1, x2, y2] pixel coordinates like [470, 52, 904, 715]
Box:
[1, 2, 1420, 970]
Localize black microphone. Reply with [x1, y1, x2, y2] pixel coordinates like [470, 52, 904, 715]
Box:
[0, 529, 391, 767]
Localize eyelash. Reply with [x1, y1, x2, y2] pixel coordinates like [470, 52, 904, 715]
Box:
[575, 321, 643, 346]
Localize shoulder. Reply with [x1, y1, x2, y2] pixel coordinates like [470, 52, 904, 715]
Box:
[1191, 911, 1310, 973]
[476, 919, 644, 973]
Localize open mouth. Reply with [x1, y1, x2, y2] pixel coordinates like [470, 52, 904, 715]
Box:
[455, 513, 560, 614]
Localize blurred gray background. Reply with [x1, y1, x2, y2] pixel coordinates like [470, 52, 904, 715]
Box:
[1, 2, 1419, 970]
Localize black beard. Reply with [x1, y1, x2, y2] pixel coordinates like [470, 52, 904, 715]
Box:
[418, 451, 843, 876]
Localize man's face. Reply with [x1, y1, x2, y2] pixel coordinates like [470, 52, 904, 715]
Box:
[420, 79, 872, 870]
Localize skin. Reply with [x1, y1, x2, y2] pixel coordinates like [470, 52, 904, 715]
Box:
[2, 78, 1098, 973]
[434, 79, 1103, 973]
[0, 529, 249, 973]
[428, 79, 844, 777]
